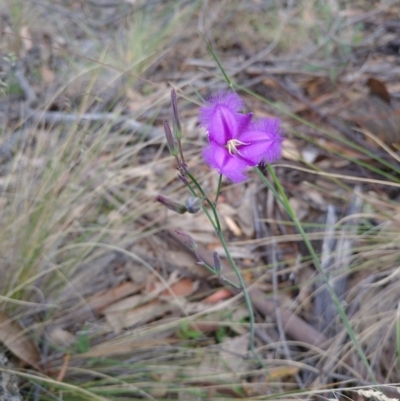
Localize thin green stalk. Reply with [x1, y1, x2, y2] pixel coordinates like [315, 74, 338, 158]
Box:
[255, 166, 376, 383]
[200, 258, 240, 289]
[293, 129, 400, 184]
[184, 177, 218, 232]
[238, 83, 400, 180]
[186, 171, 221, 232]
[182, 174, 240, 288]
[200, 31, 377, 380]
[217, 231, 260, 363]
[184, 172, 266, 369]
[199, 32, 234, 90]
[215, 174, 222, 204]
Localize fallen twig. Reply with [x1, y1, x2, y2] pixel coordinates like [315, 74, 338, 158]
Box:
[0, 59, 163, 164]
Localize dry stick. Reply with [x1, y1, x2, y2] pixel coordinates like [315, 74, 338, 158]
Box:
[331, 187, 378, 383]
[259, 166, 377, 383]
[314, 204, 338, 335]
[0, 109, 163, 164]
[271, 238, 304, 389]
[309, 204, 339, 390]
[333, 186, 363, 303]
[313, 188, 364, 390]
[14, 62, 36, 105]
[0, 62, 163, 163]
[253, 179, 313, 370]
[316, 189, 363, 337]
[25, 108, 163, 139]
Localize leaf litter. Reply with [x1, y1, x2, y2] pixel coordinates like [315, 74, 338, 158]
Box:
[0, 0, 400, 399]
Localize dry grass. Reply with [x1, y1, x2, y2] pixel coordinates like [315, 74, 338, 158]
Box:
[0, 0, 399, 400]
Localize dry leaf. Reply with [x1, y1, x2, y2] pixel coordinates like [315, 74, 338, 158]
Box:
[48, 328, 75, 348]
[303, 77, 331, 100]
[148, 371, 177, 399]
[200, 334, 251, 374]
[20, 26, 33, 53]
[41, 65, 55, 85]
[0, 312, 41, 368]
[159, 278, 197, 298]
[86, 281, 142, 313]
[352, 96, 400, 146]
[282, 139, 301, 161]
[217, 334, 250, 372]
[288, 197, 309, 221]
[105, 301, 172, 333]
[159, 250, 195, 269]
[236, 184, 256, 237]
[224, 215, 242, 236]
[262, 77, 280, 89]
[203, 289, 233, 304]
[243, 365, 300, 396]
[367, 77, 391, 104]
[301, 147, 319, 164]
[103, 294, 143, 315]
[343, 77, 400, 146]
[266, 365, 300, 381]
[80, 337, 178, 358]
[126, 261, 150, 285]
[298, 182, 326, 209]
[168, 211, 221, 244]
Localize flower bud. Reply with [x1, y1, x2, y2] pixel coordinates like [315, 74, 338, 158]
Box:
[185, 197, 202, 214]
[156, 195, 187, 214]
[171, 89, 182, 140]
[177, 173, 188, 185]
[163, 120, 178, 157]
[177, 159, 188, 175]
[175, 230, 197, 251]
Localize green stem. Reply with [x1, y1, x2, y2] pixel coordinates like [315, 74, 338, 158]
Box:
[186, 171, 221, 233]
[185, 178, 218, 232]
[255, 166, 376, 383]
[185, 172, 266, 368]
[215, 174, 222, 204]
[217, 231, 262, 365]
[200, 32, 234, 90]
[200, 259, 240, 289]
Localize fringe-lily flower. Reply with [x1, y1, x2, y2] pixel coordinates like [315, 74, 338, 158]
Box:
[199, 91, 283, 183]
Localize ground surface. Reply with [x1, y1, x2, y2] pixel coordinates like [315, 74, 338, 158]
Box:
[0, 1, 400, 400]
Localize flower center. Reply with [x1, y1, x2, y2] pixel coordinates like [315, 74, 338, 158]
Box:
[226, 139, 250, 156]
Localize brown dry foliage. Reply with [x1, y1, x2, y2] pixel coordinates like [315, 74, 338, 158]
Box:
[0, 0, 400, 399]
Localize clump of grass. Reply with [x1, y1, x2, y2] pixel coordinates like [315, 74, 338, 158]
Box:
[0, 1, 205, 399]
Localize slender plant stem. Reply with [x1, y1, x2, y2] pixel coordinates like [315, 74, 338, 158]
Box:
[186, 171, 221, 232]
[200, 32, 234, 91]
[237, 83, 400, 179]
[200, 259, 240, 289]
[255, 166, 377, 383]
[199, 28, 373, 378]
[178, 176, 238, 288]
[216, 231, 262, 365]
[184, 178, 218, 231]
[215, 174, 222, 204]
[184, 172, 266, 368]
[177, 142, 185, 166]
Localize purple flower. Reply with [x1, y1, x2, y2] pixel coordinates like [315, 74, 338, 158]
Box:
[199, 91, 283, 183]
